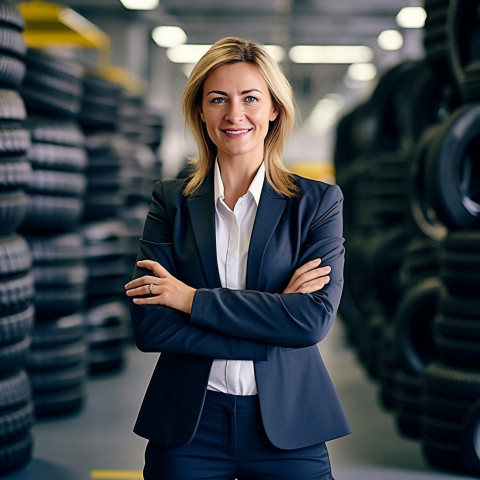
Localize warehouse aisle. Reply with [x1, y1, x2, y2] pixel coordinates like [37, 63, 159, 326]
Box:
[4, 319, 475, 480]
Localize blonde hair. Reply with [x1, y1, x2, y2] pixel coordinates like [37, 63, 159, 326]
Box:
[181, 37, 298, 197]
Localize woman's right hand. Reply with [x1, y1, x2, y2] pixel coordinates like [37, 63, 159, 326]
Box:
[283, 258, 331, 294]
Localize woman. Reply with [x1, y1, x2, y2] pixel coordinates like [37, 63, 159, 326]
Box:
[125, 37, 350, 480]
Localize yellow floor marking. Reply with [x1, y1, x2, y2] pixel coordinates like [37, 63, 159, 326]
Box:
[90, 471, 143, 479]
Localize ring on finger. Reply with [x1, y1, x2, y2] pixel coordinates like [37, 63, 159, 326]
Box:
[149, 284, 154, 295]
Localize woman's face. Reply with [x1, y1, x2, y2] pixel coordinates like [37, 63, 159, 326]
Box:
[200, 62, 279, 164]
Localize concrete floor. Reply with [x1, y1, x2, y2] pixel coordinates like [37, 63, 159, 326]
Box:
[4, 319, 476, 480]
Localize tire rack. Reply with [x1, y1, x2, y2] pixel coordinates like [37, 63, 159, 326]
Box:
[0, 0, 34, 474]
[334, 0, 480, 476]
[0, 1, 164, 474]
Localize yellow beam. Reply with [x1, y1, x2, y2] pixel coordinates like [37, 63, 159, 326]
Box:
[19, 1, 111, 63]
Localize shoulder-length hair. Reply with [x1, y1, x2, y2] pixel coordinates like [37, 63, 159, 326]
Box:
[181, 36, 298, 197]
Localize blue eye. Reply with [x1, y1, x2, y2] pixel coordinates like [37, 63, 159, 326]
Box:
[245, 96, 258, 103]
[211, 97, 227, 104]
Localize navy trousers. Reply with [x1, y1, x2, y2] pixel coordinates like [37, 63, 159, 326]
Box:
[143, 391, 335, 480]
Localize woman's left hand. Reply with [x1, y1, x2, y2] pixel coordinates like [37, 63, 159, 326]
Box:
[125, 260, 197, 314]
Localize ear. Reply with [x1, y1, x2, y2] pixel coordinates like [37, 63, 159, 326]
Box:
[270, 104, 279, 122]
[198, 106, 206, 122]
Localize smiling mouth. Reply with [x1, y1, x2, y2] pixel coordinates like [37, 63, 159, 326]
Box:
[222, 129, 252, 136]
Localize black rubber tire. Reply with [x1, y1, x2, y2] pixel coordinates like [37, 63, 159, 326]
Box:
[447, 0, 480, 88]
[422, 436, 464, 474]
[438, 289, 480, 319]
[0, 271, 34, 317]
[0, 88, 26, 122]
[0, 190, 29, 236]
[0, 127, 31, 155]
[0, 370, 31, 411]
[0, 233, 32, 275]
[29, 364, 86, 393]
[393, 278, 441, 375]
[434, 334, 480, 368]
[27, 169, 87, 197]
[0, 400, 34, 443]
[0, 26, 26, 59]
[0, 433, 33, 475]
[26, 117, 85, 147]
[407, 125, 448, 241]
[425, 362, 480, 399]
[462, 400, 480, 476]
[0, 335, 31, 375]
[425, 104, 480, 230]
[0, 53, 26, 89]
[27, 142, 88, 172]
[27, 340, 87, 371]
[393, 369, 423, 440]
[33, 384, 85, 418]
[20, 195, 84, 233]
[32, 313, 84, 347]
[0, 0, 25, 30]
[0, 304, 34, 346]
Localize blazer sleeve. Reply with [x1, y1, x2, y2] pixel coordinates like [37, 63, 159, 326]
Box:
[129, 181, 268, 361]
[190, 184, 345, 349]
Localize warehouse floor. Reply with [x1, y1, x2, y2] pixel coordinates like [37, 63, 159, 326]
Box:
[3, 319, 476, 480]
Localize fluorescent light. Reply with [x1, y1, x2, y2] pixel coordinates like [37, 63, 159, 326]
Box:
[264, 45, 286, 62]
[289, 45, 373, 64]
[377, 30, 404, 50]
[305, 93, 344, 134]
[166, 44, 211, 63]
[396, 7, 426, 28]
[152, 26, 187, 47]
[119, 0, 159, 10]
[347, 63, 377, 82]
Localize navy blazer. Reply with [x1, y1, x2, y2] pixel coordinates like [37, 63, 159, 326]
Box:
[129, 170, 350, 450]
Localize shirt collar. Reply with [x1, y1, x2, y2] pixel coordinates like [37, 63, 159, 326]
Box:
[214, 159, 265, 207]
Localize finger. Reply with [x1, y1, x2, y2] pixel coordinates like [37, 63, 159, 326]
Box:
[289, 265, 331, 292]
[298, 276, 330, 294]
[295, 258, 321, 276]
[132, 295, 163, 305]
[125, 283, 153, 297]
[125, 275, 159, 291]
[136, 260, 170, 278]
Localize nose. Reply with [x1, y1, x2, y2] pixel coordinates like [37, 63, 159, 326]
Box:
[225, 98, 244, 123]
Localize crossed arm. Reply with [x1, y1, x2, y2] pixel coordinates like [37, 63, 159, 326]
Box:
[125, 257, 331, 313]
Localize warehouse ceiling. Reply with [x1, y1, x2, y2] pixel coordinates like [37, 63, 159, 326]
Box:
[47, 0, 425, 142]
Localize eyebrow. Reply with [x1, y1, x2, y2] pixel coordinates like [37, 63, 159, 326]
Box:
[206, 89, 263, 96]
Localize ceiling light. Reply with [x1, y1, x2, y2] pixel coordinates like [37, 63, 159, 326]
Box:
[377, 30, 404, 50]
[305, 93, 344, 134]
[289, 45, 373, 64]
[396, 7, 427, 28]
[119, 0, 159, 10]
[166, 44, 211, 63]
[152, 26, 187, 47]
[347, 63, 377, 82]
[264, 45, 286, 63]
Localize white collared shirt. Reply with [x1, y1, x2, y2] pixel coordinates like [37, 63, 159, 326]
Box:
[207, 160, 265, 395]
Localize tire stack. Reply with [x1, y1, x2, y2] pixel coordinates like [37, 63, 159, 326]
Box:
[19, 48, 90, 418]
[334, 0, 480, 476]
[0, 1, 35, 474]
[80, 73, 133, 374]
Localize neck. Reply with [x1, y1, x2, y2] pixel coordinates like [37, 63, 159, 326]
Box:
[217, 156, 262, 209]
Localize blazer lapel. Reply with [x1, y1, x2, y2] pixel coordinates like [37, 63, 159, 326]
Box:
[247, 182, 287, 289]
[187, 172, 221, 288]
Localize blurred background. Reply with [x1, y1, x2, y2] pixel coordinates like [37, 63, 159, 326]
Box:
[1, 1, 480, 479]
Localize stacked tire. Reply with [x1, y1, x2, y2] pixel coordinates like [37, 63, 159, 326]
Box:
[422, 232, 480, 475]
[0, 1, 35, 473]
[19, 48, 89, 418]
[80, 74, 133, 374]
[334, 0, 480, 476]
